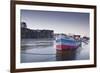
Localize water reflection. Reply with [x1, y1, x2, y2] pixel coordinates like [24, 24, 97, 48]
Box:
[21, 39, 89, 63]
[56, 50, 76, 61]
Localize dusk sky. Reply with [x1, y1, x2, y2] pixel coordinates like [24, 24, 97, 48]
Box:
[21, 10, 90, 37]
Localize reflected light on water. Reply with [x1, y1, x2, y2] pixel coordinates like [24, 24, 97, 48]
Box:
[21, 39, 89, 63]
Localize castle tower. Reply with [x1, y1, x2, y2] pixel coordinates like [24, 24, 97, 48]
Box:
[21, 22, 27, 28]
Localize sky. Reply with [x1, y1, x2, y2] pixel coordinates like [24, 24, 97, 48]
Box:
[21, 9, 90, 37]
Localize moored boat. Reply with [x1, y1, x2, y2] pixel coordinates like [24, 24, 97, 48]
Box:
[55, 34, 81, 51]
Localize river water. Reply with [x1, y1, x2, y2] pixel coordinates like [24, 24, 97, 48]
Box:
[21, 39, 90, 63]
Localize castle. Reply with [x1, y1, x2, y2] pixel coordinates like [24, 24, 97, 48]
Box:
[21, 22, 54, 39]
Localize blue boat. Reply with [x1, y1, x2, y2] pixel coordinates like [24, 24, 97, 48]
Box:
[55, 35, 81, 50]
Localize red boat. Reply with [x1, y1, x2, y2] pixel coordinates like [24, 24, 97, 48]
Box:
[55, 35, 81, 51]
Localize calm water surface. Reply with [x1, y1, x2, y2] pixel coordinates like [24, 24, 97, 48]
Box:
[21, 39, 90, 63]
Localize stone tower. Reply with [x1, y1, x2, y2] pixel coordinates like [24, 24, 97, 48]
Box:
[21, 22, 27, 28]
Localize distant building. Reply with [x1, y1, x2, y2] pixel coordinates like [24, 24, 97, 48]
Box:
[21, 22, 27, 28]
[21, 22, 54, 39]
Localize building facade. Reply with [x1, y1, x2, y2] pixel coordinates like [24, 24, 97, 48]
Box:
[21, 22, 54, 39]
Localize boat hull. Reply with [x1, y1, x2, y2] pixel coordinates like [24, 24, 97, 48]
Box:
[55, 38, 81, 50]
